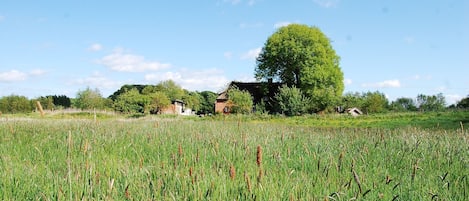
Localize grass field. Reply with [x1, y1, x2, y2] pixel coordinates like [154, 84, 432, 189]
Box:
[0, 112, 468, 200]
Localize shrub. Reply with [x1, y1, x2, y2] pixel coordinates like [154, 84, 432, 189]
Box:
[274, 85, 310, 116]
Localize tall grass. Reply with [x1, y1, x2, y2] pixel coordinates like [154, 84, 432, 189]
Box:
[0, 117, 467, 200]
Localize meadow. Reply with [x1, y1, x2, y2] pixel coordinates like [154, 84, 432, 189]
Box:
[0, 112, 468, 200]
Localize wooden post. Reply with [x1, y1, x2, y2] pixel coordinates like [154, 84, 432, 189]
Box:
[36, 101, 45, 117]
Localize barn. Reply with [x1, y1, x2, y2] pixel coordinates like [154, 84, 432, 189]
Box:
[215, 79, 282, 114]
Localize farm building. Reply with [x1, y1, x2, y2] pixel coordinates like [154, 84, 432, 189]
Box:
[160, 100, 193, 115]
[215, 79, 282, 114]
[346, 107, 363, 116]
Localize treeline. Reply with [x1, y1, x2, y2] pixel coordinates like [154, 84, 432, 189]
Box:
[341, 92, 454, 113]
[108, 80, 216, 114]
[1, 79, 468, 115]
[0, 80, 217, 115]
[0, 95, 72, 114]
[224, 85, 469, 116]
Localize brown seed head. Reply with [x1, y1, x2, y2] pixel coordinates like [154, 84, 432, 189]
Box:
[256, 145, 262, 167]
[229, 165, 236, 180]
[178, 144, 183, 157]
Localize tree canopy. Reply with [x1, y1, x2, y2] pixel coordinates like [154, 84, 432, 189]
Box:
[198, 91, 217, 115]
[256, 24, 344, 112]
[155, 80, 184, 101]
[274, 85, 310, 116]
[109, 80, 207, 115]
[0, 95, 32, 113]
[36, 95, 71, 110]
[226, 87, 253, 114]
[74, 87, 106, 110]
[456, 95, 469, 109]
[417, 93, 446, 112]
[361, 91, 389, 113]
[113, 88, 149, 114]
[340, 91, 389, 113]
[390, 97, 417, 112]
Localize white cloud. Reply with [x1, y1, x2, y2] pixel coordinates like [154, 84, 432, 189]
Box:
[445, 94, 462, 105]
[412, 74, 432, 80]
[362, 79, 401, 88]
[70, 72, 122, 89]
[344, 78, 352, 86]
[145, 68, 229, 92]
[0, 70, 28, 82]
[29, 69, 47, 76]
[97, 48, 170, 72]
[434, 86, 447, 93]
[0, 68, 48, 83]
[145, 71, 182, 82]
[241, 47, 261, 60]
[224, 51, 233, 59]
[0, 15, 5, 22]
[313, 0, 339, 8]
[88, 43, 103, 51]
[235, 75, 256, 82]
[274, 21, 292, 29]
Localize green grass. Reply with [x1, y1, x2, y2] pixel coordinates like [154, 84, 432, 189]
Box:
[232, 111, 469, 130]
[1, 113, 468, 200]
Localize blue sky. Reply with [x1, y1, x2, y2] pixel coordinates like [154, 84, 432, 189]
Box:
[1, 0, 468, 105]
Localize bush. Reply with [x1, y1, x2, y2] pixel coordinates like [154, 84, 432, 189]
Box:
[0, 95, 32, 113]
[227, 87, 253, 114]
[274, 85, 310, 116]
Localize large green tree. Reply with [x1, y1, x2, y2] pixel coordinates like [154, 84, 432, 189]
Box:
[148, 91, 171, 114]
[113, 88, 148, 114]
[362, 91, 389, 113]
[198, 91, 217, 115]
[74, 87, 106, 110]
[155, 80, 184, 101]
[182, 90, 201, 112]
[256, 24, 344, 112]
[417, 93, 446, 112]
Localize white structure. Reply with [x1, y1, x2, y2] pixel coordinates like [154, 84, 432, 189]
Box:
[346, 107, 363, 117]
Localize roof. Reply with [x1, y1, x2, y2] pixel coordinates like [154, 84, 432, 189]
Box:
[346, 107, 363, 116]
[217, 81, 283, 104]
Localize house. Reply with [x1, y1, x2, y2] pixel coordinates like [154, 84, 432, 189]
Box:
[215, 79, 283, 114]
[160, 100, 187, 115]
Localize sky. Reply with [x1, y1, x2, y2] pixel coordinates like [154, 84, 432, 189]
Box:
[1, 0, 468, 105]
